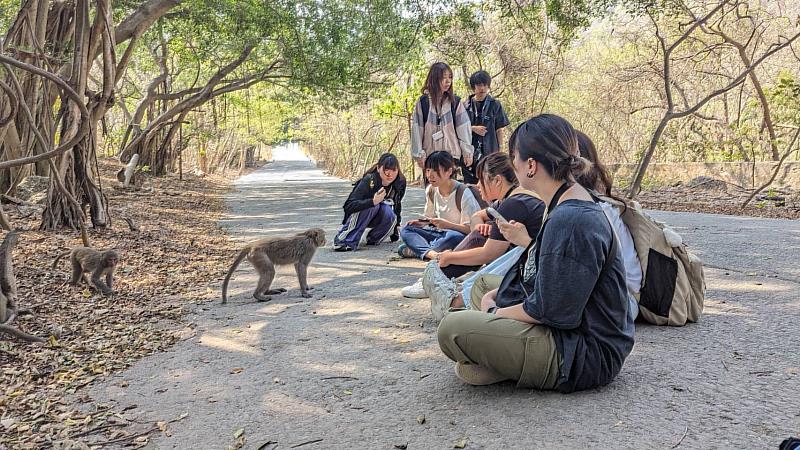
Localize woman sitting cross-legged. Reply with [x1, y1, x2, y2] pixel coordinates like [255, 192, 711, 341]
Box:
[437, 114, 635, 393]
[422, 151, 544, 317]
[398, 151, 481, 260]
[399, 151, 482, 298]
[333, 153, 406, 251]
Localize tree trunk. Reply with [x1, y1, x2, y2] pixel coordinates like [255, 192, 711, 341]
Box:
[1, 0, 181, 229]
[121, 45, 259, 175]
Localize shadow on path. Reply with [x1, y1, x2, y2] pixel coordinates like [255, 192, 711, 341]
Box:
[87, 150, 800, 449]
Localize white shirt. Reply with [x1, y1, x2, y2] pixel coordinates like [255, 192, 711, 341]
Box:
[599, 201, 643, 296]
[424, 184, 481, 226]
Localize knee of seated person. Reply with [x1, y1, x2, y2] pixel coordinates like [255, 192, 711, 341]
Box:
[437, 310, 483, 340]
[437, 312, 461, 345]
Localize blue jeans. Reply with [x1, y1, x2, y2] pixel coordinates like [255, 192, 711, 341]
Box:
[399, 225, 466, 259]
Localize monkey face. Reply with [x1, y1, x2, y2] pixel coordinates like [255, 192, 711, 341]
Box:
[104, 250, 120, 267]
[308, 228, 326, 247]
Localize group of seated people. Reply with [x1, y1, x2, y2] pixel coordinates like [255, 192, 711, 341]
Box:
[333, 113, 640, 393]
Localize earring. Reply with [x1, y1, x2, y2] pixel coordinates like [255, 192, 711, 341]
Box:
[526, 172, 534, 178]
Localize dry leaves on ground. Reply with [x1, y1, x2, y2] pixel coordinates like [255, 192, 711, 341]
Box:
[634, 181, 800, 219]
[0, 158, 240, 448]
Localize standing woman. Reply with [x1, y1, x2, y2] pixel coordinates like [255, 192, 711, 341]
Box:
[334, 153, 406, 252]
[410, 62, 474, 175]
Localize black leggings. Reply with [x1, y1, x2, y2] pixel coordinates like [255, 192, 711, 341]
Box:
[442, 229, 489, 279]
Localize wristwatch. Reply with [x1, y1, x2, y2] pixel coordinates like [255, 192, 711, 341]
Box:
[487, 306, 498, 314]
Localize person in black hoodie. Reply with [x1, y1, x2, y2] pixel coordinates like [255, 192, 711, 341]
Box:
[334, 153, 406, 251]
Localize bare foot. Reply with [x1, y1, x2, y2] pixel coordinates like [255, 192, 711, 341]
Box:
[451, 294, 464, 309]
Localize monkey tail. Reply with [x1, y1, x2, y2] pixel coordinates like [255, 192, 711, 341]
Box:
[0, 324, 46, 343]
[221, 248, 249, 304]
[51, 251, 71, 270]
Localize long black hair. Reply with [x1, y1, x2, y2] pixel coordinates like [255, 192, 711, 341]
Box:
[364, 152, 404, 180]
[575, 130, 613, 196]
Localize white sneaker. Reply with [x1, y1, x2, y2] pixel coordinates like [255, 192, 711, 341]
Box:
[401, 278, 427, 299]
[422, 261, 457, 321]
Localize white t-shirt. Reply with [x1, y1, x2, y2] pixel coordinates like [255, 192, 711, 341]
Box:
[599, 202, 643, 296]
[424, 184, 481, 226]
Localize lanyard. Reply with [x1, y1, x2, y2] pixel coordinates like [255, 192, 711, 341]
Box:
[518, 182, 572, 296]
[470, 97, 489, 123]
[545, 182, 572, 219]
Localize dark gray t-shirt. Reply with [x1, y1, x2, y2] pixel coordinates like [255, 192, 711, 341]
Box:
[465, 95, 509, 156]
[501, 200, 635, 393]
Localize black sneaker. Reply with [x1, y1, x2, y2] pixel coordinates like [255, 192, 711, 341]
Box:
[333, 245, 354, 252]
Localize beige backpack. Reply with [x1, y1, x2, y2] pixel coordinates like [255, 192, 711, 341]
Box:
[599, 194, 705, 326]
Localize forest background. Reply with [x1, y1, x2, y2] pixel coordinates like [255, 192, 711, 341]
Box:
[0, 1, 798, 445]
[0, 0, 799, 232]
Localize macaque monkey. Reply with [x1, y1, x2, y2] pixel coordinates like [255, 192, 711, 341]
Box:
[52, 247, 119, 296]
[222, 228, 326, 304]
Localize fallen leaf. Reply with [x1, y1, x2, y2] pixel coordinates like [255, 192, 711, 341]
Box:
[454, 437, 468, 448]
[230, 367, 244, 374]
[234, 428, 245, 439]
[416, 414, 426, 425]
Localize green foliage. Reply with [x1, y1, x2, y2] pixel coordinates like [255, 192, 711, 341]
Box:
[0, 0, 19, 31]
[768, 72, 800, 127]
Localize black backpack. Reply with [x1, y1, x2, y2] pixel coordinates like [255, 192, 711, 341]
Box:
[419, 94, 461, 125]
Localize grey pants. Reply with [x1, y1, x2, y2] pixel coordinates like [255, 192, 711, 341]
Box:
[438, 274, 562, 389]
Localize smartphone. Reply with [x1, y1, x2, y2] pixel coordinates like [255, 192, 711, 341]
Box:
[417, 217, 431, 223]
[487, 207, 508, 225]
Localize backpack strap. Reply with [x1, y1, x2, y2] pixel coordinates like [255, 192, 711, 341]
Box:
[454, 182, 466, 212]
[421, 94, 460, 125]
[420, 95, 430, 124]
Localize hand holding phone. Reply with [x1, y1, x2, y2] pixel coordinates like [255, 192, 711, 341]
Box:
[487, 207, 508, 225]
[408, 216, 431, 227]
[373, 187, 387, 205]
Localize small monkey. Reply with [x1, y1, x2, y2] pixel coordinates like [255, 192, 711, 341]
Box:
[222, 228, 326, 304]
[52, 247, 119, 296]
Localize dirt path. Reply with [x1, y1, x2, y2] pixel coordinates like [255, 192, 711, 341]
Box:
[88, 147, 800, 449]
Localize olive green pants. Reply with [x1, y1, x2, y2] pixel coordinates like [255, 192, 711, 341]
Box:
[438, 274, 562, 389]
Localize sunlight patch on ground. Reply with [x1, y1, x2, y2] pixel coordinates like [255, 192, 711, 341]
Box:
[198, 323, 269, 355]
